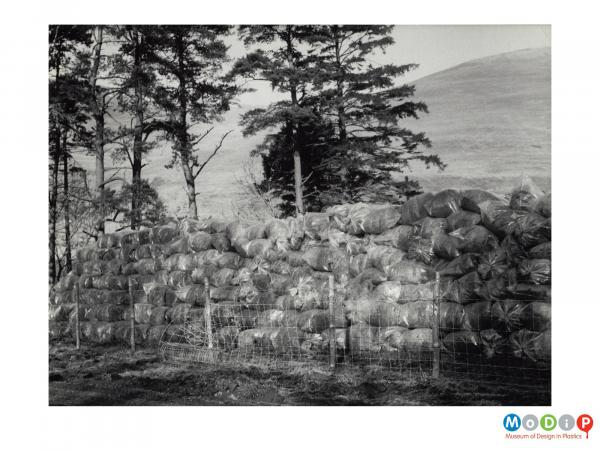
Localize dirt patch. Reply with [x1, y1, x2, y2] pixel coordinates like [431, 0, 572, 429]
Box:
[49, 343, 550, 406]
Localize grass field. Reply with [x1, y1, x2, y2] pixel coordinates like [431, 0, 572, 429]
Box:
[49, 343, 550, 406]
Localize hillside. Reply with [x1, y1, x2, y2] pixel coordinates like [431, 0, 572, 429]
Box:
[408, 47, 551, 194]
[72, 47, 550, 220]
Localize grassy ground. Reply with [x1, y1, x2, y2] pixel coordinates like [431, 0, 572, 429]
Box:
[49, 342, 550, 406]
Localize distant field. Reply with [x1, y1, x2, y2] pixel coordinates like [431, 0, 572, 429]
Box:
[72, 47, 550, 218]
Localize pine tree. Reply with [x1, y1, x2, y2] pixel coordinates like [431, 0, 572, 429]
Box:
[145, 25, 238, 219]
[308, 25, 443, 203]
[232, 25, 322, 214]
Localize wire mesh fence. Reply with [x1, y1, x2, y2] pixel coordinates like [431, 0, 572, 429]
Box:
[156, 274, 550, 387]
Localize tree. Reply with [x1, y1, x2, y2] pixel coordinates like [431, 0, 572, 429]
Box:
[232, 25, 321, 214]
[146, 25, 238, 219]
[49, 25, 89, 283]
[307, 25, 443, 204]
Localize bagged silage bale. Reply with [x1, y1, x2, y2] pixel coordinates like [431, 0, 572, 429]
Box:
[49, 304, 74, 322]
[366, 245, 406, 273]
[163, 237, 189, 257]
[210, 285, 239, 301]
[443, 271, 481, 304]
[150, 225, 179, 245]
[437, 253, 479, 278]
[513, 213, 551, 249]
[518, 259, 551, 285]
[94, 274, 128, 290]
[99, 248, 120, 262]
[452, 225, 499, 254]
[175, 284, 208, 306]
[442, 331, 482, 355]
[478, 200, 519, 237]
[351, 267, 387, 286]
[349, 323, 382, 353]
[536, 192, 551, 218]
[49, 321, 70, 340]
[297, 309, 331, 333]
[167, 303, 192, 324]
[508, 329, 551, 362]
[120, 244, 138, 263]
[118, 229, 150, 247]
[135, 258, 161, 275]
[384, 260, 434, 284]
[382, 327, 432, 352]
[188, 231, 214, 252]
[191, 265, 218, 284]
[237, 328, 272, 350]
[176, 254, 197, 272]
[302, 246, 342, 271]
[54, 290, 74, 305]
[211, 233, 231, 252]
[209, 267, 236, 287]
[101, 290, 131, 306]
[398, 193, 433, 225]
[216, 326, 240, 349]
[237, 239, 273, 259]
[133, 243, 162, 261]
[144, 305, 168, 325]
[374, 281, 435, 304]
[446, 209, 481, 231]
[357, 205, 402, 234]
[490, 299, 530, 332]
[78, 289, 103, 305]
[167, 271, 193, 289]
[320, 328, 349, 352]
[528, 242, 551, 260]
[414, 217, 449, 238]
[147, 325, 167, 346]
[407, 236, 435, 265]
[509, 175, 545, 212]
[134, 303, 155, 324]
[98, 233, 122, 249]
[265, 219, 293, 242]
[460, 189, 501, 213]
[244, 290, 277, 309]
[425, 189, 463, 218]
[345, 298, 402, 327]
[86, 304, 125, 322]
[54, 272, 79, 293]
[477, 247, 509, 280]
[216, 252, 243, 270]
[258, 309, 300, 328]
[76, 246, 100, 263]
[395, 301, 464, 330]
[477, 270, 517, 302]
[431, 231, 463, 260]
[348, 254, 369, 278]
[370, 225, 415, 251]
[302, 212, 331, 239]
[226, 221, 266, 243]
[462, 301, 493, 331]
[525, 302, 551, 331]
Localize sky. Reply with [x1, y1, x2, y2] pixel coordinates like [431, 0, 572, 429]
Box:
[230, 24, 550, 106]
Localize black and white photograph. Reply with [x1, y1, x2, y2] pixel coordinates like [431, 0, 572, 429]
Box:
[47, 24, 552, 406]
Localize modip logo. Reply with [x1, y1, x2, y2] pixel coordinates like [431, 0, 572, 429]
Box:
[503, 413, 594, 439]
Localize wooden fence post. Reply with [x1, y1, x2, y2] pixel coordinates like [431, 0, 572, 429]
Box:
[204, 278, 213, 349]
[328, 275, 336, 370]
[432, 272, 441, 379]
[74, 284, 81, 350]
[128, 277, 135, 353]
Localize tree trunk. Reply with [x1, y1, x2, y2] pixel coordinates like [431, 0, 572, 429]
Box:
[89, 25, 105, 235]
[131, 27, 144, 229]
[175, 33, 198, 219]
[333, 28, 347, 143]
[285, 28, 304, 214]
[62, 129, 72, 273]
[49, 125, 60, 284]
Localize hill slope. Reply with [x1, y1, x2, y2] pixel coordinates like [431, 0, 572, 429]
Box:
[72, 47, 550, 220]
[408, 47, 550, 194]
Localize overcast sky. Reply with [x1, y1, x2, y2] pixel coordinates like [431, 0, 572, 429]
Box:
[230, 24, 550, 106]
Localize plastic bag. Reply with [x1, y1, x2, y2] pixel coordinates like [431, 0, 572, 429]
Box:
[297, 309, 330, 333]
[438, 253, 479, 278]
[462, 301, 493, 331]
[425, 189, 463, 218]
[370, 225, 415, 251]
[211, 233, 231, 252]
[452, 225, 498, 254]
[374, 281, 435, 303]
[240, 239, 273, 258]
[382, 327, 432, 352]
[528, 242, 551, 260]
[407, 237, 435, 265]
[536, 193, 551, 218]
[167, 304, 192, 324]
[432, 231, 463, 260]
[512, 283, 551, 302]
[385, 260, 434, 284]
[367, 245, 406, 272]
[442, 331, 482, 355]
[490, 299, 529, 331]
[359, 206, 402, 234]
[526, 302, 551, 331]
[460, 189, 500, 213]
[151, 225, 180, 245]
[514, 214, 551, 249]
[188, 231, 213, 252]
[134, 303, 155, 324]
[398, 193, 433, 225]
[518, 259, 551, 285]
[349, 323, 382, 353]
[167, 271, 193, 289]
[443, 271, 482, 304]
[509, 175, 545, 212]
[446, 210, 481, 231]
[508, 329, 550, 362]
[209, 268, 236, 287]
[414, 217, 449, 238]
[303, 213, 331, 239]
[348, 254, 369, 278]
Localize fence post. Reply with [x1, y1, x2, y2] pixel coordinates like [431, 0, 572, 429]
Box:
[432, 272, 441, 379]
[74, 284, 81, 350]
[204, 278, 213, 349]
[128, 277, 135, 353]
[328, 274, 336, 370]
